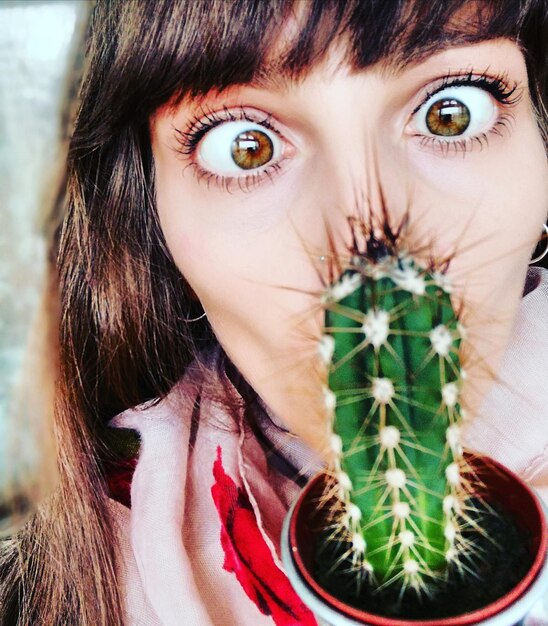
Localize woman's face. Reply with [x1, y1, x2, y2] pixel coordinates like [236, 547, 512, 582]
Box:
[150, 37, 548, 455]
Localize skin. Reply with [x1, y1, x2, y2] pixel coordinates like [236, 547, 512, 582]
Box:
[150, 37, 548, 460]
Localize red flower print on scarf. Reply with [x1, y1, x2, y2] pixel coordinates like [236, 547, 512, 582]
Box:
[105, 456, 138, 508]
[211, 446, 317, 626]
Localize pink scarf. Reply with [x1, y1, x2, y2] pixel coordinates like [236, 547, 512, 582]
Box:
[106, 267, 548, 625]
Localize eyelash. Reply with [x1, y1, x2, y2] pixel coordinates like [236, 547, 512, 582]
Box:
[411, 69, 522, 157]
[174, 106, 285, 193]
[174, 69, 522, 192]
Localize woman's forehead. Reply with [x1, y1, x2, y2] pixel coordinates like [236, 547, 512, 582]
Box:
[166, 0, 525, 105]
[233, 38, 523, 97]
[264, 0, 507, 75]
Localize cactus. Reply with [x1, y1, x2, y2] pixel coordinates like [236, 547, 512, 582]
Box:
[318, 237, 474, 597]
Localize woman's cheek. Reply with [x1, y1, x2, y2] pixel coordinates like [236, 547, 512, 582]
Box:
[409, 135, 542, 264]
[403, 127, 547, 420]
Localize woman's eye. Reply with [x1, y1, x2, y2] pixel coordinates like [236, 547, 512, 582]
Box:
[412, 85, 497, 141]
[197, 120, 282, 175]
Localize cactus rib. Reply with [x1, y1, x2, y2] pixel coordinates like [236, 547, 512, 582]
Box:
[319, 250, 473, 595]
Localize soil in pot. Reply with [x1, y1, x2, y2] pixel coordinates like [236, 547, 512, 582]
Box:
[312, 497, 533, 620]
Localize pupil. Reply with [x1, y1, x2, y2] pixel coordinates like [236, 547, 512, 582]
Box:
[426, 98, 470, 137]
[231, 130, 273, 170]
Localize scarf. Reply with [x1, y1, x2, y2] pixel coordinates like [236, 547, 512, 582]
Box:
[105, 267, 548, 625]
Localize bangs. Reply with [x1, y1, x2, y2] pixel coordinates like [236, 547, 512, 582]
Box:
[89, 0, 541, 128]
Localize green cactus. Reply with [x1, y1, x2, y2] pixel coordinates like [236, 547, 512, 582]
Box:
[319, 249, 470, 595]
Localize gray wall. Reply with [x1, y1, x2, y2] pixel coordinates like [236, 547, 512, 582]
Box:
[0, 0, 87, 498]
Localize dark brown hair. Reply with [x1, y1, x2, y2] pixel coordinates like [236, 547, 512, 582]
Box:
[2, 1, 547, 624]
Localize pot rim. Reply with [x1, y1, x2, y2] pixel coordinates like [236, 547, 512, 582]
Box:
[285, 453, 548, 626]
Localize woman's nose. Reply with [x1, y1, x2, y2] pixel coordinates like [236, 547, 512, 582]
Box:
[315, 130, 413, 257]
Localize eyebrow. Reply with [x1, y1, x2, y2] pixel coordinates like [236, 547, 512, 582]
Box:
[388, 34, 520, 75]
[248, 33, 515, 92]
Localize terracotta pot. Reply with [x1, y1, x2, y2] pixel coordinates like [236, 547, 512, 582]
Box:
[281, 454, 548, 626]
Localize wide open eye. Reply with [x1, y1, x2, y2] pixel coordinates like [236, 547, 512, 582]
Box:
[413, 86, 496, 139]
[198, 120, 283, 175]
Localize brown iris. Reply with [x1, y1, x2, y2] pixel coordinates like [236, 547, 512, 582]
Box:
[426, 98, 470, 137]
[231, 130, 273, 170]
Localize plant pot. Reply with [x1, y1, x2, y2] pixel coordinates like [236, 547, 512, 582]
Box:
[281, 454, 548, 626]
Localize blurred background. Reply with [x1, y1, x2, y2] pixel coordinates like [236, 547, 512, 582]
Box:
[0, 0, 88, 531]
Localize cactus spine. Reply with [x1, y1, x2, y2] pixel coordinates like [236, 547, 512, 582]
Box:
[320, 249, 470, 595]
